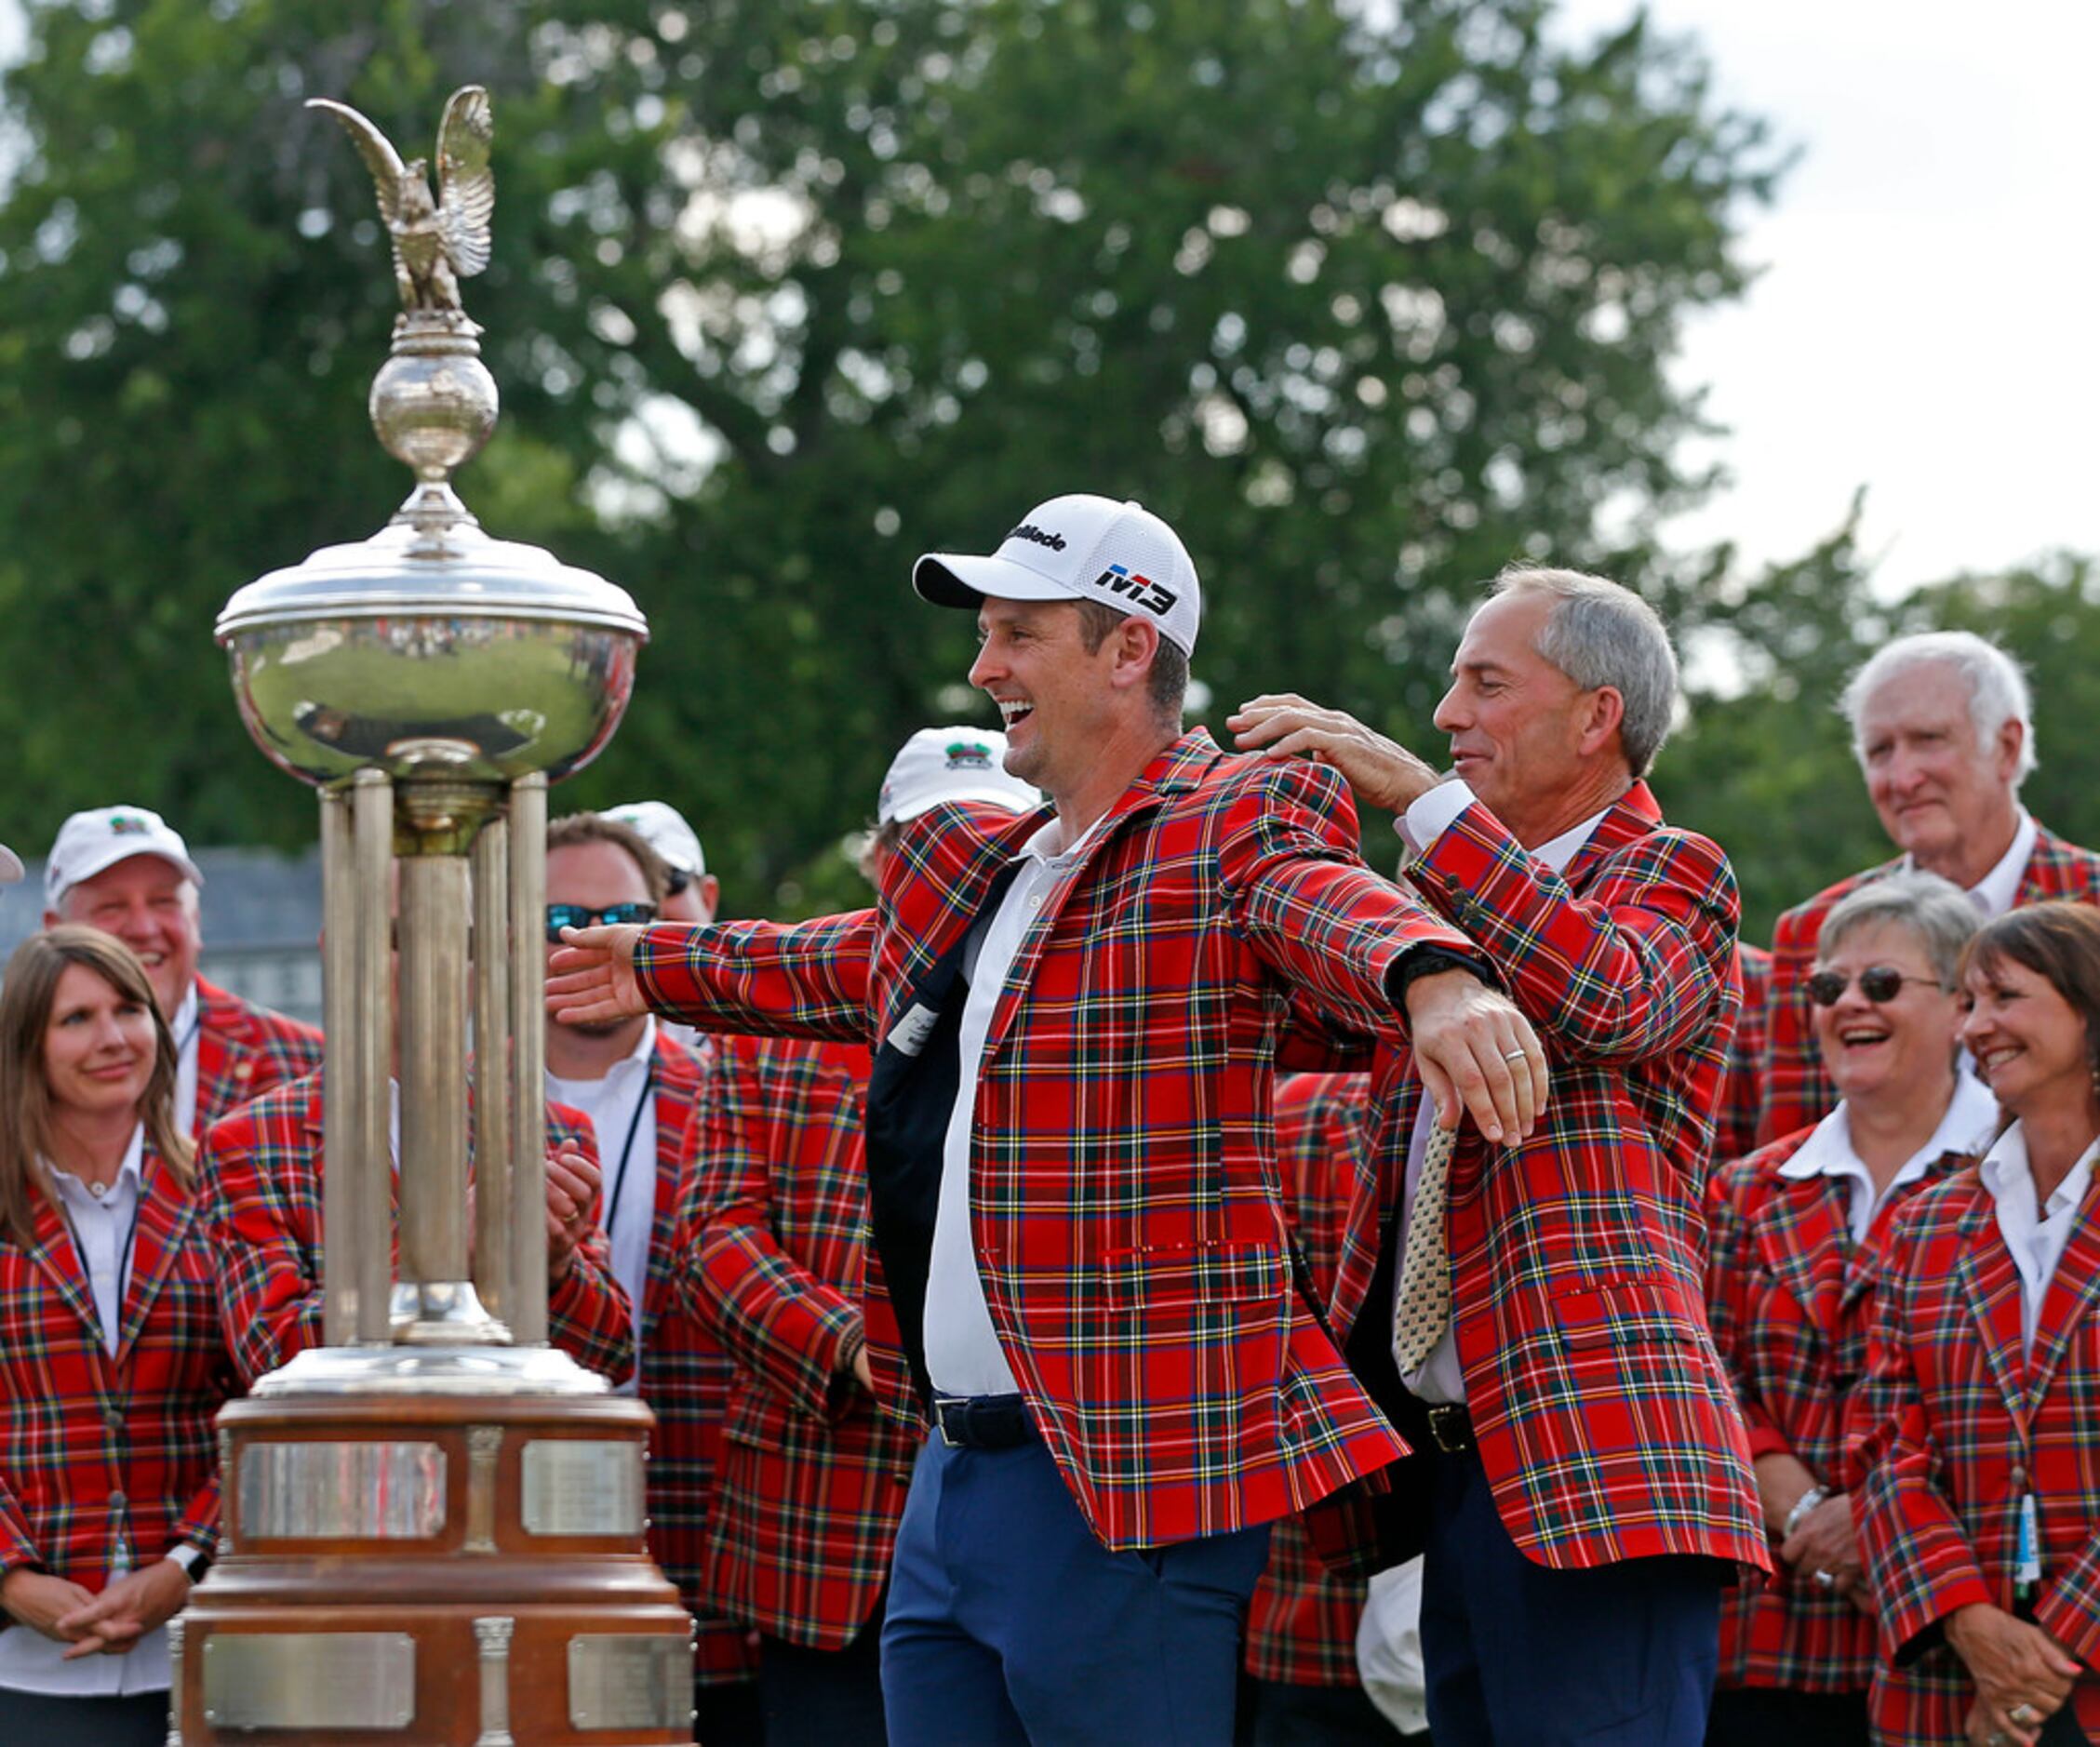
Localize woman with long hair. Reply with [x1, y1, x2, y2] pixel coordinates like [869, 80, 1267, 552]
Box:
[0, 926, 235, 1745]
[1857, 900, 2100, 1747]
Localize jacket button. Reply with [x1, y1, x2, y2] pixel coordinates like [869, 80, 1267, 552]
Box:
[103, 1407, 124, 1433]
[2010, 1463, 2027, 1488]
[108, 1489, 127, 1511]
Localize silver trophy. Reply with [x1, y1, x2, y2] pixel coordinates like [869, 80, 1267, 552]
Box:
[178, 88, 695, 1747]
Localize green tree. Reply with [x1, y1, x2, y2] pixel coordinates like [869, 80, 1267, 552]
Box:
[0, 0, 1782, 913]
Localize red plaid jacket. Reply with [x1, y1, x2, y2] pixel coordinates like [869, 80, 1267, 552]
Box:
[1246, 1072, 1376, 1687]
[1705, 1126, 1963, 1693]
[626, 1033, 754, 1685]
[635, 731, 1474, 1552]
[197, 1073, 633, 1388]
[1711, 943, 1770, 1170]
[1317, 784, 1767, 1574]
[0, 1146, 235, 1596]
[1756, 825, 2100, 1147]
[682, 1034, 916, 1650]
[192, 976, 323, 1137]
[1854, 1159, 2100, 1745]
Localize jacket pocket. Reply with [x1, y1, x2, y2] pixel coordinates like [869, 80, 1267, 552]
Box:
[1550, 1277, 1703, 1353]
[1099, 1241, 1286, 1309]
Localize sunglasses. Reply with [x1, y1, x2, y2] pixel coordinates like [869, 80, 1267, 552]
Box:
[1806, 966, 1940, 1006]
[545, 901, 658, 943]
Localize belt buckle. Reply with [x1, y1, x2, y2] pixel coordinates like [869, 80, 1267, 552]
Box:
[934, 1398, 964, 1448]
[1425, 1403, 1470, 1455]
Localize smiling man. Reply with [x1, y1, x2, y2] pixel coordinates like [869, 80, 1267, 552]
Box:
[549, 492, 1546, 1743]
[43, 806, 321, 1138]
[1755, 633, 2100, 1146]
[1232, 565, 1765, 1747]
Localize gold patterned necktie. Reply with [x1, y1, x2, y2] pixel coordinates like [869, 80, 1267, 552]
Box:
[1391, 1119, 1458, 1373]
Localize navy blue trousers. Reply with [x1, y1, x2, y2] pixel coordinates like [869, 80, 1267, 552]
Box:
[1420, 1441, 1722, 1746]
[882, 1429, 1270, 1744]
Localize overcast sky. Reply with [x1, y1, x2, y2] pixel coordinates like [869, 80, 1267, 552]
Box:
[4, 3, 2090, 597]
[1553, 0, 2100, 594]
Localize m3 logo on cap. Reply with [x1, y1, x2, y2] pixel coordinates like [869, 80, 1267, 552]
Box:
[1088, 564, 1178, 616]
[1008, 524, 1067, 551]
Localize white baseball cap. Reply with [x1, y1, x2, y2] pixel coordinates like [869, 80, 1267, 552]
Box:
[0, 843, 20, 885]
[603, 801, 706, 881]
[914, 493, 1201, 657]
[878, 727, 1043, 825]
[45, 806, 204, 911]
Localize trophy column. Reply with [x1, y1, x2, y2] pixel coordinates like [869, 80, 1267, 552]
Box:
[174, 86, 693, 1747]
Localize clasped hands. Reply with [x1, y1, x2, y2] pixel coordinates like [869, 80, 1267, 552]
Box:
[463, 1139, 603, 1284]
[1, 1557, 191, 1658]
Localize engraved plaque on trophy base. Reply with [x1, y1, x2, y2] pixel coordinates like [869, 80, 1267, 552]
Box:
[174, 1385, 694, 1746]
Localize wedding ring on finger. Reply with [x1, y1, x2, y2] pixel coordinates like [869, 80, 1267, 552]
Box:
[1502, 1048, 1528, 1061]
[1811, 1568, 1838, 1590]
[2010, 1703, 2040, 1727]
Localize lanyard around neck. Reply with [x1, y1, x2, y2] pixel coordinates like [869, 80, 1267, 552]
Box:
[600, 1060, 657, 1243]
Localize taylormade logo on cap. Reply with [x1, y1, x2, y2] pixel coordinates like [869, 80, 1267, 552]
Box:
[913, 493, 1202, 657]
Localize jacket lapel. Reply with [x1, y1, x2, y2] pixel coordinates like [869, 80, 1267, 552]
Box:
[2022, 1175, 2100, 1413]
[1557, 781, 1662, 891]
[1955, 1191, 2032, 1431]
[24, 1192, 102, 1347]
[978, 732, 1217, 1066]
[1759, 1177, 1851, 1328]
[115, 1148, 192, 1364]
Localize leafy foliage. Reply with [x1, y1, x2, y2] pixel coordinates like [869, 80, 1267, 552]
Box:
[2, 0, 1788, 914]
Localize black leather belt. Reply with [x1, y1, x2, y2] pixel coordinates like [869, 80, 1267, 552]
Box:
[932, 1393, 1034, 1450]
[1425, 1402, 1475, 1455]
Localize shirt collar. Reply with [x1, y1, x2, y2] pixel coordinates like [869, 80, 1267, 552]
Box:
[1531, 806, 1613, 875]
[172, 981, 200, 1046]
[1018, 809, 1109, 869]
[1779, 1071, 2000, 1183]
[1903, 807, 2032, 917]
[1979, 1120, 2100, 1219]
[46, 1123, 147, 1203]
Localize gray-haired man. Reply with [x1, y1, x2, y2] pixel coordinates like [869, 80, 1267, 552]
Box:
[1756, 631, 2100, 1146]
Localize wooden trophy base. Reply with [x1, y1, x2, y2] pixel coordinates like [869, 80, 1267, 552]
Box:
[171, 1352, 696, 1746]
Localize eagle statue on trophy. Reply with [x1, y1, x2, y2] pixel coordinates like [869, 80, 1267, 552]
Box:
[308, 85, 495, 323]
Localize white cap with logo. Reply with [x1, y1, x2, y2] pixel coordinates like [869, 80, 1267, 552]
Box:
[913, 493, 1201, 657]
[603, 801, 706, 881]
[878, 727, 1043, 825]
[45, 806, 204, 911]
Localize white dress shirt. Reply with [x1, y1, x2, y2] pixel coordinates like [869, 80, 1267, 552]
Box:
[548, 1019, 660, 1396]
[171, 982, 200, 1138]
[1387, 781, 1609, 1403]
[0, 1126, 171, 1698]
[924, 812, 1105, 1398]
[1978, 1123, 2100, 1355]
[1777, 1074, 2000, 1243]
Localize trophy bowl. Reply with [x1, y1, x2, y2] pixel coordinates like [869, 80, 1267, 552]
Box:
[216, 517, 648, 790]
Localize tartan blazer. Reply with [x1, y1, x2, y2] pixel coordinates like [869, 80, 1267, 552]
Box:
[1704, 1126, 1964, 1694]
[1756, 824, 2100, 1147]
[1853, 1159, 2100, 1746]
[1246, 1072, 1377, 1688]
[635, 730, 1476, 1552]
[682, 1034, 917, 1650]
[1711, 943, 1770, 1170]
[0, 1145, 234, 1595]
[1319, 783, 1768, 1575]
[192, 976, 323, 1137]
[197, 1073, 634, 1388]
[627, 1032, 754, 1686]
